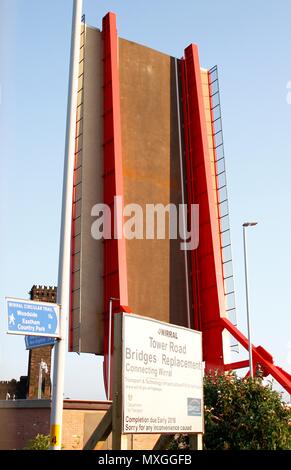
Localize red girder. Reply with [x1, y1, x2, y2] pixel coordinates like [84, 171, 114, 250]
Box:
[222, 317, 291, 394]
[181, 45, 226, 371]
[102, 12, 129, 398]
[224, 360, 250, 371]
[180, 43, 291, 395]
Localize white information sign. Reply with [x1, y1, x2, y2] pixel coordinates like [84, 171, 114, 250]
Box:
[122, 314, 204, 434]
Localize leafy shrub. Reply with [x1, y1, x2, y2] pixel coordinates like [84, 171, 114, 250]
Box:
[169, 372, 291, 450]
[24, 433, 51, 450]
[204, 372, 291, 450]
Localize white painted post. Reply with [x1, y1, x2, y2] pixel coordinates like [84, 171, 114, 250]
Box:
[50, 0, 83, 450]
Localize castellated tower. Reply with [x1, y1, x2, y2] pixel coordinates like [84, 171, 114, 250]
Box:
[27, 285, 57, 399]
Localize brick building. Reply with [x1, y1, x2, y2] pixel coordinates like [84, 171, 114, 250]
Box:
[0, 377, 27, 400]
[27, 285, 57, 399]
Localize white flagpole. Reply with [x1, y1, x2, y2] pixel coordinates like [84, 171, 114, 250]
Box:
[50, 0, 83, 450]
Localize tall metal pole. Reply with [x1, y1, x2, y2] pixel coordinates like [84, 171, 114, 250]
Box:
[243, 223, 257, 379]
[50, 0, 83, 450]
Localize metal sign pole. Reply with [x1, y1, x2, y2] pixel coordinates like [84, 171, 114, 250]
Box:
[112, 313, 132, 450]
[107, 298, 113, 400]
[107, 297, 120, 400]
[50, 0, 83, 450]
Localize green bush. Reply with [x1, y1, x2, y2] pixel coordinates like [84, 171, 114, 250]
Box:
[169, 372, 291, 450]
[24, 434, 51, 450]
[204, 372, 291, 450]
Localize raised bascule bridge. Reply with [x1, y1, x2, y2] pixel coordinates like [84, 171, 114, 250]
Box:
[68, 11, 291, 396]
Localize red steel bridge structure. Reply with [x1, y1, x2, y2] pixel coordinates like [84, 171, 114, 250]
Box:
[71, 12, 291, 397]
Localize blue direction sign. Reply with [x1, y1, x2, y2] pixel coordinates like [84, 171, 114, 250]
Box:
[25, 336, 57, 350]
[6, 298, 60, 338]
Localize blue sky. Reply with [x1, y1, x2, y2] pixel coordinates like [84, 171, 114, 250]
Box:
[1, 0, 291, 400]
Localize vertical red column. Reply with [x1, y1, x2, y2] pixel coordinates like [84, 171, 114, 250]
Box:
[181, 44, 225, 370]
[102, 12, 129, 395]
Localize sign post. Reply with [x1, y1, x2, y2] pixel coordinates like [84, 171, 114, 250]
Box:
[83, 312, 204, 450]
[6, 298, 60, 338]
[111, 313, 204, 450]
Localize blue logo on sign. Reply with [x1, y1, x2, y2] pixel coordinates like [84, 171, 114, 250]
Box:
[187, 398, 202, 416]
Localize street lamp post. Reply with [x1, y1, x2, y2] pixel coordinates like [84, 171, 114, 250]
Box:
[107, 297, 120, 400]
[243, 222, 258, 378]
[50, 0, 83, 450]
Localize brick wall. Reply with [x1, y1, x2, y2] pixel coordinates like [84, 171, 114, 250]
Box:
[0, 401, 160, 450]
[0, 401, 110, 450]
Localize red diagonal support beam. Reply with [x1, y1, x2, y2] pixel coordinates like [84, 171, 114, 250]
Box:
[224, 360, 250, 371]
[221, 317, 291, 394]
